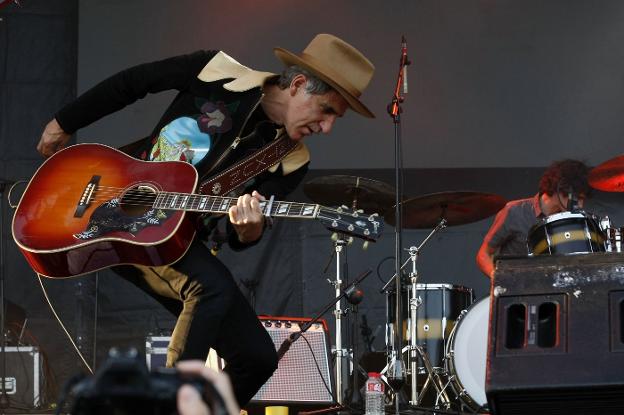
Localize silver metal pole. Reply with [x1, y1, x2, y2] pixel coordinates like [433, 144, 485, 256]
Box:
[333, 238, 347, 404]
[408, 247, 420, 405]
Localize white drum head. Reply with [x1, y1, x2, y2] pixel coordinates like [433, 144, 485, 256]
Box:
[452, 297, 490, 407]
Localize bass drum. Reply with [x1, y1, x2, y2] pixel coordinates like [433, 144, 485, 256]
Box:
[446, 297, 490, 411]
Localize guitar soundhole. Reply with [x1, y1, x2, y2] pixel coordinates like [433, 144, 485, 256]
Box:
[120, 185, 158, 216]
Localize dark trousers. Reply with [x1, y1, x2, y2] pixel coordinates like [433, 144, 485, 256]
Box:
[114, 239, 278, 406]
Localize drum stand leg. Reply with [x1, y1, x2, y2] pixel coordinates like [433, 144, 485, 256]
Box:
[381, 220, 448, 409]
[406, 317, 451, 408]
[406, 342, 451, 408]
[405, 223, 450, 409]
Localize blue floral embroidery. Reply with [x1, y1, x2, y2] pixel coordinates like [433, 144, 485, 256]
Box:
[151, 117, 211, 164]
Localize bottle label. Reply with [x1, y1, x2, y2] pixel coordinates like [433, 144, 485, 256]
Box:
[367, 382, 384, 392]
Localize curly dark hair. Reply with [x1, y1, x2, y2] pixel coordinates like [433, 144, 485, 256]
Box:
[539, 159, 590, 196]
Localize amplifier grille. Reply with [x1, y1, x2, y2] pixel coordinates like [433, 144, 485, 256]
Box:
[251, 317, 334, 404]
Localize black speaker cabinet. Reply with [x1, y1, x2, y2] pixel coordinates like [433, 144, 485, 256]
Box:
[250, 316, 334, 405]
[487, 253, 624, 415]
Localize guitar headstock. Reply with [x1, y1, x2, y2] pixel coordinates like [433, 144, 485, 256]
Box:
[316, 206, 384, 242]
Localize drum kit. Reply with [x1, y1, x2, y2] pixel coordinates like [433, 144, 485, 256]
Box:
[304, 175, 507, 412]
[301, 153, 624, 413]
[527, 154, 624, 257]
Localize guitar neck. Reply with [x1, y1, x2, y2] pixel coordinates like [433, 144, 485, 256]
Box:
[153, 192, 320, 219]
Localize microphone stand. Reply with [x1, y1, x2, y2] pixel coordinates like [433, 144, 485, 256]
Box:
[344, 286, 364, 409]
[385, 36, 410, 407]
[276, 268, 372, 409]
[276, 269, 370, 360]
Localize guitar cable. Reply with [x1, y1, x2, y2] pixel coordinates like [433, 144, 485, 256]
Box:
[35, 273, 94, 374]
[7, 180, 93, 374]
[8, 181, 94, 374]
[7, 180, 27, 209]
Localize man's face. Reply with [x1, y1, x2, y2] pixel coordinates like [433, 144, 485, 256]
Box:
[282, 75, 349, 140]
[554, 192, 586, 213]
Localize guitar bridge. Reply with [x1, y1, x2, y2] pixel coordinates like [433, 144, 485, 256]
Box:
[74, 175, 101, 218]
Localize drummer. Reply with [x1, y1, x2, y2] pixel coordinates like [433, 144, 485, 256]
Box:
[476, 159, 590, 279]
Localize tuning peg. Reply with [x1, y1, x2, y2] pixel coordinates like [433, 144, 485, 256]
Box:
[331, 232, 338, 241]
[368, 213, 379, 221]
[362, 241, 369, 250]
[347, 236, 354, 246]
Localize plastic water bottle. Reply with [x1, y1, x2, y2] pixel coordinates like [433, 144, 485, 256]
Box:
[365, 372, 384, 415]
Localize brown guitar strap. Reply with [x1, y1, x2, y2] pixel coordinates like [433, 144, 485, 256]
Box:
[196, 133, 298, 196]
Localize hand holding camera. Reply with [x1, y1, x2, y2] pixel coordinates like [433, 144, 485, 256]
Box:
[176, 360, 240, 415]
[62, 349, 238, 415]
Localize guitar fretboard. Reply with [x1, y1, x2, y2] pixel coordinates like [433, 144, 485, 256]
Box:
[153, 192, 320, 218]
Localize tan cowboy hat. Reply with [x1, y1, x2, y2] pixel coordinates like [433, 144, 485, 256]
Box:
[274, 34, 375, 118]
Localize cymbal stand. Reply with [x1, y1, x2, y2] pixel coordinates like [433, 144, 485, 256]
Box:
[380, 218, 450, 408]
[406, 219, 449, 407]
[330, 236, 348, 404]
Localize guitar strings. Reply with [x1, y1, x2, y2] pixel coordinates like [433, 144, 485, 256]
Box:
[38, 184, 361, 217]
[44, 191, 342, 215]
[47, 194, 352, 218]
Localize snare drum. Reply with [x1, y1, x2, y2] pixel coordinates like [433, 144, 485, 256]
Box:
[446, 297, 490, 410]
[386, 284, 473, 370]
[527, 211, 605, 255]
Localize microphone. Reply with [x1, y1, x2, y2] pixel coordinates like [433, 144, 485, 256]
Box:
[276, 331, 301, 359]
[567, 186, 578, 211]
[401, 36, 408, 94]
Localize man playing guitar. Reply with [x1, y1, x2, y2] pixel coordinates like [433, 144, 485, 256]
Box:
[34, 34, 376, 406]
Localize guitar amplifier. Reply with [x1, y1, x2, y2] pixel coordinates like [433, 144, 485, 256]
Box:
[251, 316, 334, 405]
[0, 346, 42, 410]
[146, 316, 334, 405]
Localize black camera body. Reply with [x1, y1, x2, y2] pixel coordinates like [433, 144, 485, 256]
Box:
[66, 349, 226, 415]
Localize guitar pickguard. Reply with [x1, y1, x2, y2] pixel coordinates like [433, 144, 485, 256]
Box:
[73, 198, 172, 240]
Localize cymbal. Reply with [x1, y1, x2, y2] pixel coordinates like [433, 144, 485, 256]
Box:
[589, 155, 624, 192]
[385, 191, 507, 228]
[303, 175, 396, 213]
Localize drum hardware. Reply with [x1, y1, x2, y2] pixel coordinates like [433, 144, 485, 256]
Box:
[381, 219, 452, 408]
[329, 236, 348, 404]
[380, 191, 505, 411]
[303, 175, 395, 405]
[605, 227, 623, 253]
[325, 233, 381, 406]
[599, 215, 623, 253]
[406, 221, 450, 407]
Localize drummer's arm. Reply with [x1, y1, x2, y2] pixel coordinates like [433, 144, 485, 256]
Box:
[476, 242, 497, 279]
[476, 205, 510, 279]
